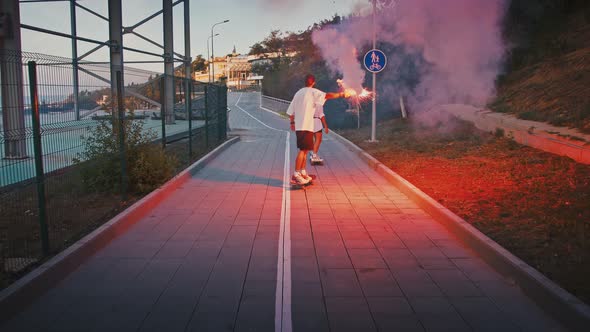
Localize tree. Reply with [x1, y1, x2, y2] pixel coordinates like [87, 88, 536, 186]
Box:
[262, 30, 284, 53]
[191, 55, 207, 72]
[249, 42, 266, 55]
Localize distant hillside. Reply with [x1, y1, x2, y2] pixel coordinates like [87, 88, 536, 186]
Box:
[491, 0, 590, 133]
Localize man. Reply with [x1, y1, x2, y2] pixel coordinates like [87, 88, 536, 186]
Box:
[287, 74, 347, 185]
[310, 104, 328, 164]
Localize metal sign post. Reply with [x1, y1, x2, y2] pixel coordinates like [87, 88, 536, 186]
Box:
[364, 48, 387, 142]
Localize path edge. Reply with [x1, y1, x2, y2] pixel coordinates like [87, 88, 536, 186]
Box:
[331, 130, 590, 332]
[0, 136, 240, 324]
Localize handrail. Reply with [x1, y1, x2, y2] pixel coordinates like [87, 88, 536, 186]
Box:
[261, 94, 291, 104]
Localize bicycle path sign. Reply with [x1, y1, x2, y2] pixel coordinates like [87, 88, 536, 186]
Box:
[364, 49, 387, 73]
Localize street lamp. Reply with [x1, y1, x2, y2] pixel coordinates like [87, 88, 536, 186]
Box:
[207, 33, 219, 82]
[211, 19, 230, 83]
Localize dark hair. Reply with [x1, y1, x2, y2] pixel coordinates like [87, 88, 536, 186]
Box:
[305, 74, 316, 86]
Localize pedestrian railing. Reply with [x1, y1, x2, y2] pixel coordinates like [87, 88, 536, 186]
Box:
[261, 94, 290, 113]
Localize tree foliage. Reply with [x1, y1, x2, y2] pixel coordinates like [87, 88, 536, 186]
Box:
[502, 0, 590, 70]
[192, 55, 207, 72]
[249, 42, 266, 55]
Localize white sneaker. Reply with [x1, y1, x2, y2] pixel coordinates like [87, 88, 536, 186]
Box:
[293, 172, 310, 185]
[311, 154, 324, 163]
[300, 169, 312, 182]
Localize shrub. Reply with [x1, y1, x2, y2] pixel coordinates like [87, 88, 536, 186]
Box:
[74, 117, 177, 194]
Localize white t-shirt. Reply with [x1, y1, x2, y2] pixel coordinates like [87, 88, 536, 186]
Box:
[286, 87, 326, 132]
[313, 105, 325, 132]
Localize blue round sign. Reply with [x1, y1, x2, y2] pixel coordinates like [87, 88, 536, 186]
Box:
[364, 49, 387, 73]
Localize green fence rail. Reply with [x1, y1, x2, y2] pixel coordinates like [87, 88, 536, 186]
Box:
[0, 50, 227, 288]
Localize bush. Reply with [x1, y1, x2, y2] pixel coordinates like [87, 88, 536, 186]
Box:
[74, 117, 177, 194]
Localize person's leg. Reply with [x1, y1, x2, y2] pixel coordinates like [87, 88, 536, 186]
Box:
[313, 131, 323, 155]
[299, 131, 314, 181]
[295, 149, 307, 171]
[293, 131, 311, 184]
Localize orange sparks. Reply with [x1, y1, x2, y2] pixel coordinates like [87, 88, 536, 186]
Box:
[359, 88, 372, 100]
[337, 79, 372, 101]
[344, 88, 357, 98]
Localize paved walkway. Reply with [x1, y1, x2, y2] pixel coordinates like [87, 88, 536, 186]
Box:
[1, 92, 565, 331]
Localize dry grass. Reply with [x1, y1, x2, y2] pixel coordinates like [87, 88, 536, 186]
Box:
[492, 46, 590, 133]
[341, 117, 590, 304]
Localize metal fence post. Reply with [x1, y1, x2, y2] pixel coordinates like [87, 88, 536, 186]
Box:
[221, 85, 228, 141]
[187, 79, 193, 159]
[28, 61, 50, 255]
[116, 71, 128, 200]
[204, 84, 209, 149]
[217, 86, 222, 142]
[160, 77, 167, 148]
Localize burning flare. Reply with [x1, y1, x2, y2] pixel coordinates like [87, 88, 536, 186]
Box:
[337, 79, 373, 101]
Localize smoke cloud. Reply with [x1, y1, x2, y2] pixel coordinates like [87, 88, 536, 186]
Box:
[312, 28, 366, 92]
[312, 0, 507, 111]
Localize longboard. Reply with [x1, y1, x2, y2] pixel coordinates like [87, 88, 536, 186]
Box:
[290, 174, 316, 189]
[290, 179, 308, 190]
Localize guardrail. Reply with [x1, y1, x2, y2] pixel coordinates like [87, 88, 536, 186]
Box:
[261, 94, 290, 113]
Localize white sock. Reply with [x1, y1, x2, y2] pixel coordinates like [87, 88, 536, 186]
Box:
[301, 169, 308, 176]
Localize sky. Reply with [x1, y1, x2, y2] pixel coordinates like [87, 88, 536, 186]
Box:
[19, 0, 359, 73]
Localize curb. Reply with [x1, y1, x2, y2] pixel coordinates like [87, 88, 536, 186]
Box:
[439, 105, 590, 165]
[0, 136, 240, 324]
[331, 131, 590, 332]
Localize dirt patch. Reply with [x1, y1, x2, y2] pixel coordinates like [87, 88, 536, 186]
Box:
[340, 117, 590, 304]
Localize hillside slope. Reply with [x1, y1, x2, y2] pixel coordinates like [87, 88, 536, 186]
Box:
[491, 3, 590, 133]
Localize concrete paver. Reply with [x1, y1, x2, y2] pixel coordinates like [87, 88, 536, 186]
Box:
[0, 92, 567, 332]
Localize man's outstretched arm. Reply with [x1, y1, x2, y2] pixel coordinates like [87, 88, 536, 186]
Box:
[325, 92, 345, 100]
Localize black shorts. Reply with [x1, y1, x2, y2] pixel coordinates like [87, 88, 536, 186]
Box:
[296, 130, 314, 150]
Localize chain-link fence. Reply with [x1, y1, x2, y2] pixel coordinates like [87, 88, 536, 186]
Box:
[0, 50, 227, 288]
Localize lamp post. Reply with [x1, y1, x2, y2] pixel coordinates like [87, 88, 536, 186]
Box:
[207, 33, 219, 83]
[211, 19, 229, 82]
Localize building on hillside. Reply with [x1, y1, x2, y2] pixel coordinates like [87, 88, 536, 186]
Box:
[212, 56, 229, 82]
[248, 51, 298, 68]
[193, 70, 209, 83]
[192, 49, 297, 88]
[226, 54, 252, 89]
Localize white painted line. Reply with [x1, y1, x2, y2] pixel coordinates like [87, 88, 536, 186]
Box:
[235, 93, 284, 132]
[276, 132, 292, 332]
[234, 92, 292, 332]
